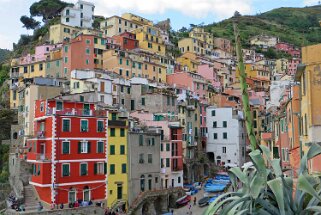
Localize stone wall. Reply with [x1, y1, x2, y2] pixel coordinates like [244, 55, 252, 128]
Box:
[4, 206, 105, 215]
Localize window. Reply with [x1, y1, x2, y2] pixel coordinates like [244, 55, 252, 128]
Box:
[223, 147, 226, 154]
[86, 59, 89, 65]
[110, 128, 115, 136]
[139, 154, 144, 163]
[213, 121, 217, 128]
[127, 87, 131, 94]
[161, 143, 163, 151]
[120, 145, 125, 154]
[148, 43, 152, 48]
[39, 63, 43, 71]
[62, 119, 70, 132]
[40, 102, 44, 112]
[223, 121, 227, 128]
[94, 38, 98, 44]
[194, 114, 197, 121]
[148, 154, 152, 163]
[142, 98, 145, 106]
[80, 163, 88, 176]
[62, 141, 70, 154]
[79, 141, 90, 153]
[172, 97, 175, 106]
[86, 39, 90, 44]
[121, 164, 126, 173]
[211, 110, 216, 116]
[166, 158, 170, 167]
[64, 57, 68, 63]
[120, 128, 125, 137]
[66, 17, 69, 23]
[62, 163, 70, 176]
[94, 162, 104, 175]
[80, 120, 88, 132]
[110, 164, 115, 174]
[166, 143, 170, 151]
[56, 60, 60, 67]
[97, 141, 104, 153]
[139, 135, 143, 146]
[97, 120, 104, 132]
[223, 132, 227, 139]
[213, 133, 218, 139]
[86, 48, 90, 54]
[119, 58, 123, 65]
[110, 145, 115, 155]
[56, 101, 63, 110]
[64, 46, 68, 53]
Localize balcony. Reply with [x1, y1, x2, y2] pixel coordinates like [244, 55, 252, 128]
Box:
[172, 166, 183, 172]
[46, 108, 107, 117]
[81, 16, 92, 21]
[27, 152, 51, 162]
[108, 120, 127, 127]
[37, 131, 45, 138]
[64, 12, 76, 18]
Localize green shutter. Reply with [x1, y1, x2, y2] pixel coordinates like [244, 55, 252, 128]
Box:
[94, 163, 97, 175]
[104, 163, 107, 174]
[110, 164, 115, 174]
[120, 145, 125, 155]
[87, 142, 91, 153]
[78, 142, 81, 153]
[63, 142, 69, 154]
[110, 145, 115, 155]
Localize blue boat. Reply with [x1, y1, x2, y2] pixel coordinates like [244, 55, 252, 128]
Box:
[204, 184, 226, 192]
[208, 196, 218, 204]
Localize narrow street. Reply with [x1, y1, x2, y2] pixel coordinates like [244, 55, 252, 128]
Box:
[172, 188, 208, 215]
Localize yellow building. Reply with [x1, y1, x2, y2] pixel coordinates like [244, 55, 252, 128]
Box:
[275, 58, 288, 74]
[103, 49, 167, 83]
[121, 13, 153, 26]
[100, 15, 143, 37]
[235, 63, 270, 81]
[189, 27, 214, 45]
[107, 111, 129, 210]
[133, 25, 166, 56]
[49, 24, 78, 44]
[176, 52, 199, 72]
[178, 37, 213, 56]
[295, 43, 321, 173]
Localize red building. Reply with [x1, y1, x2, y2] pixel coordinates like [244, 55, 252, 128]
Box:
[113, 32, 139, 50]
[26, 99, 108, 205]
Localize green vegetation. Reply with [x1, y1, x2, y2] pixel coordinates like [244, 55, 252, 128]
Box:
[204, 144, 321, 214]
[0, 49, 11, 64]
[29, 0, 72, 22]
[20, 15, 40, 30]
[0, 144, 9, 183]
[204, 6, 321, 47]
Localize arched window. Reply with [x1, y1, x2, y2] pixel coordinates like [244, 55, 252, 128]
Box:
[83, 186, 90, 202]
[68, 187, 76, 203]
[216, 156, 221, 165]
[140, 175, 145, 192]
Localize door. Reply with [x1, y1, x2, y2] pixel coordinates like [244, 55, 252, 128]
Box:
[148, 179, 152, 190]
[117, 185, 123, 200]
[131, 100, 135, 111]
[40, 144, 45, 160]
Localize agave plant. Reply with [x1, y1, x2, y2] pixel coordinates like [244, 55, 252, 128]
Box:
[203, 143, 321, 215]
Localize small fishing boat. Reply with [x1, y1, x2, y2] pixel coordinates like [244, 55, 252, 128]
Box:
[176, 195, 191, 207]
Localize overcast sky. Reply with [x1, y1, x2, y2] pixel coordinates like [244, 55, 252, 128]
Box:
[0, 0, 318, 50]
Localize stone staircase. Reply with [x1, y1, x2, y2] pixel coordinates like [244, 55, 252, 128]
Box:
[23, 185, 39, 211]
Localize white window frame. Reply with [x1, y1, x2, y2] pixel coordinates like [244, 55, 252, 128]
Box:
[80, 119, 89, 132]
[62, 141, 70, 154]
[222, 147, 227, 154]
[97, 162, 104, 175]
[80, 162, 88, 176]
[62, 118, 71, 132]
[68, 189, 76, 203]
[83, 187, 91, 202]
[62, 163, 70, 177]
[80, 141, 88, 153]
[40, 102, 44, 112]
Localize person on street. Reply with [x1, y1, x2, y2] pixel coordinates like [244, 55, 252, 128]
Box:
[193, 197, 197, 205]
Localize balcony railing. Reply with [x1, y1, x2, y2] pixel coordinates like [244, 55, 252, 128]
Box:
[27, 152, 51, 162]
[37, 131, 45, 138]
[172, 166, 183, 172]
[46, 108, 107, 117]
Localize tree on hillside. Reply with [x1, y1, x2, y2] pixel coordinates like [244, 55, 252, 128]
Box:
[20, 15, 40, 30]
[30, 0, 72, 22]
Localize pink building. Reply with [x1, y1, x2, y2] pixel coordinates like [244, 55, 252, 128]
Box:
[275, 42, 294, 52]
[197, 64, 221, 89]
[288, 58, 300, 75]
[19, 44, 60, 65]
